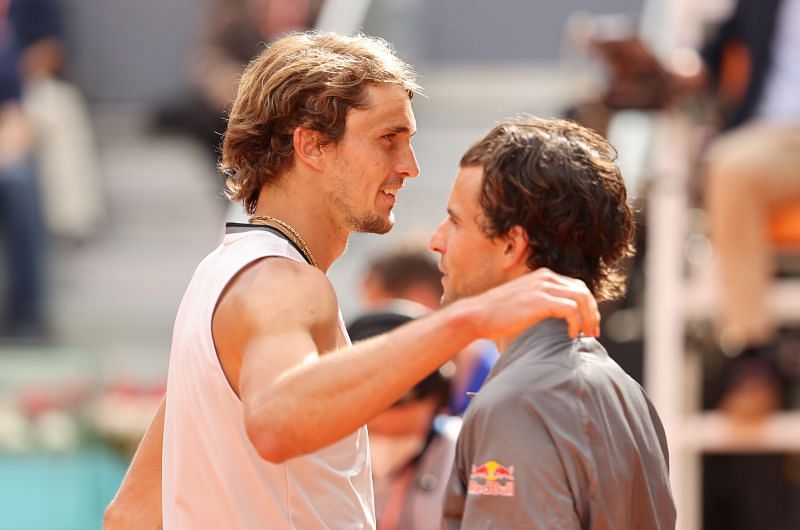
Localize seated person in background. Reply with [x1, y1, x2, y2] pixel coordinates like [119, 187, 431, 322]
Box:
[157, 0, 322, 157]
[697, 0, 799, 420]
[688, 3, 800, 528]
[361, 248, 498, 415]
[568, 1, 797, 422]
[349, 309, 459, 530]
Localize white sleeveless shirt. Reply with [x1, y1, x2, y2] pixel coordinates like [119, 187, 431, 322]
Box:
[163, 226, 375, 529]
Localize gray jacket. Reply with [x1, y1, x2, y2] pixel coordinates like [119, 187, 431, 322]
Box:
[442, 319, 676, 530]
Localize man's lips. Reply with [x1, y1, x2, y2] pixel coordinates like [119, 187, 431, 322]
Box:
[379, 181, 404, 199]
[379, 190, 397, 205]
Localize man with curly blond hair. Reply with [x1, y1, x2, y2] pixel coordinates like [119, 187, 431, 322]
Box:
[431, 118, 675, 529]
[103, 34, 601, 530]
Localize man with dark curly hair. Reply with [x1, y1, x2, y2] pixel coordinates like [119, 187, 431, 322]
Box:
[433, 118, 676, 529]
[103, 34, 601, 530]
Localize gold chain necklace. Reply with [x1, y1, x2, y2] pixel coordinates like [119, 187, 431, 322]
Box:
[248, 215, 317, 267]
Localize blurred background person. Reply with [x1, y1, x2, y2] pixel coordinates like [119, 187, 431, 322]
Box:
[1, 0, 102, 338]
[697, 0, 800, 420]
[348, 308, 459, 530]
[155, 0, 324, 162]
[17, 0, 103, 244]
[0, 0, 46, 338]
[361, 246, 499, 415]
[573, 0, 800, 418]
[362, 246, 444, 311]
[690, 2, 800, 528]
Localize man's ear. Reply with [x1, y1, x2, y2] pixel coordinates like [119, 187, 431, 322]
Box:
[292, 127, 326, 171]
[502, 225, 530, 270]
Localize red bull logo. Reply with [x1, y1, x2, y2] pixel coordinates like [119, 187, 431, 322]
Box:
[468, 460, 515, 497]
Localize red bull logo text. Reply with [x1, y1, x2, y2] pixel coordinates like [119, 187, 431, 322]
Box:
[468, 460, 515, 497]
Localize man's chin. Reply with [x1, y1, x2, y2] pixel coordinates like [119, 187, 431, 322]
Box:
[442, 282, 487, 306]
[440, 290, 460, 307]
[353, 213, 395, 235]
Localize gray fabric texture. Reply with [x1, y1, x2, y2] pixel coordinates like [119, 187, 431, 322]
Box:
[442, 319, 676, 530]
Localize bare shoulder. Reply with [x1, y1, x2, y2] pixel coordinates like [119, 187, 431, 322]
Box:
[218, 257, 339, 334]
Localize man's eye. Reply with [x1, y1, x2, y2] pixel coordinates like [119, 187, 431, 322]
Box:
[382, 134, 396, 141]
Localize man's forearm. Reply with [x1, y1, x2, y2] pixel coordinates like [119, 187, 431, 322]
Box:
[246, 299, 478, 462]
[104, 397, 165, 530]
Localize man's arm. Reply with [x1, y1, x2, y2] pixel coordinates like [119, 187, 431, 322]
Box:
[220, 260, 599, 462]
[103, 397, 164, 530]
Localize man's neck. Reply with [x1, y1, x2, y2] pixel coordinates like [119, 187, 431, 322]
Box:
[253, 181, 349, 272]
[491, 267, 533, 355]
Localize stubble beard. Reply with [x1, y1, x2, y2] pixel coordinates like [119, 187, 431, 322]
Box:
[350, 210, 395, 234]
[441, 271, 497, 307]
[440, 288, 460, 307]
[439, 280, 462, 307]
[330, 169, 395, 235]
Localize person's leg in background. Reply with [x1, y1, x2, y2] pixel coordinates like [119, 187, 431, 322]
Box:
[706, 124, 800, 354]
[0, 157, 46, 338]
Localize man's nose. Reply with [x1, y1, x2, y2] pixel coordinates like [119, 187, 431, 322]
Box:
[428, 220, 446, 254]
[397, 144, 420, 178]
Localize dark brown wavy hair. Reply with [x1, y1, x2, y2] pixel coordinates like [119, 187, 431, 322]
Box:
[221, 32, 419, 214]
[461, 117, 635, 301]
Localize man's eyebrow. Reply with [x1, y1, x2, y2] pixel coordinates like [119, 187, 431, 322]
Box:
[381, 125, 417, 136]
[447, 208, 459, 221]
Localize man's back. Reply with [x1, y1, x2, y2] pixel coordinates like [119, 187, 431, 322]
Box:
[162, 227, 374, 529]
[443, 319, 675, 529]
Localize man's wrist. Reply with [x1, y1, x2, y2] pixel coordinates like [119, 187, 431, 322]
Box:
[442, 296, 483, 344]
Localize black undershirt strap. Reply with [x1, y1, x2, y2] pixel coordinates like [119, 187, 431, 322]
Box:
[225, 222, 313, 266]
